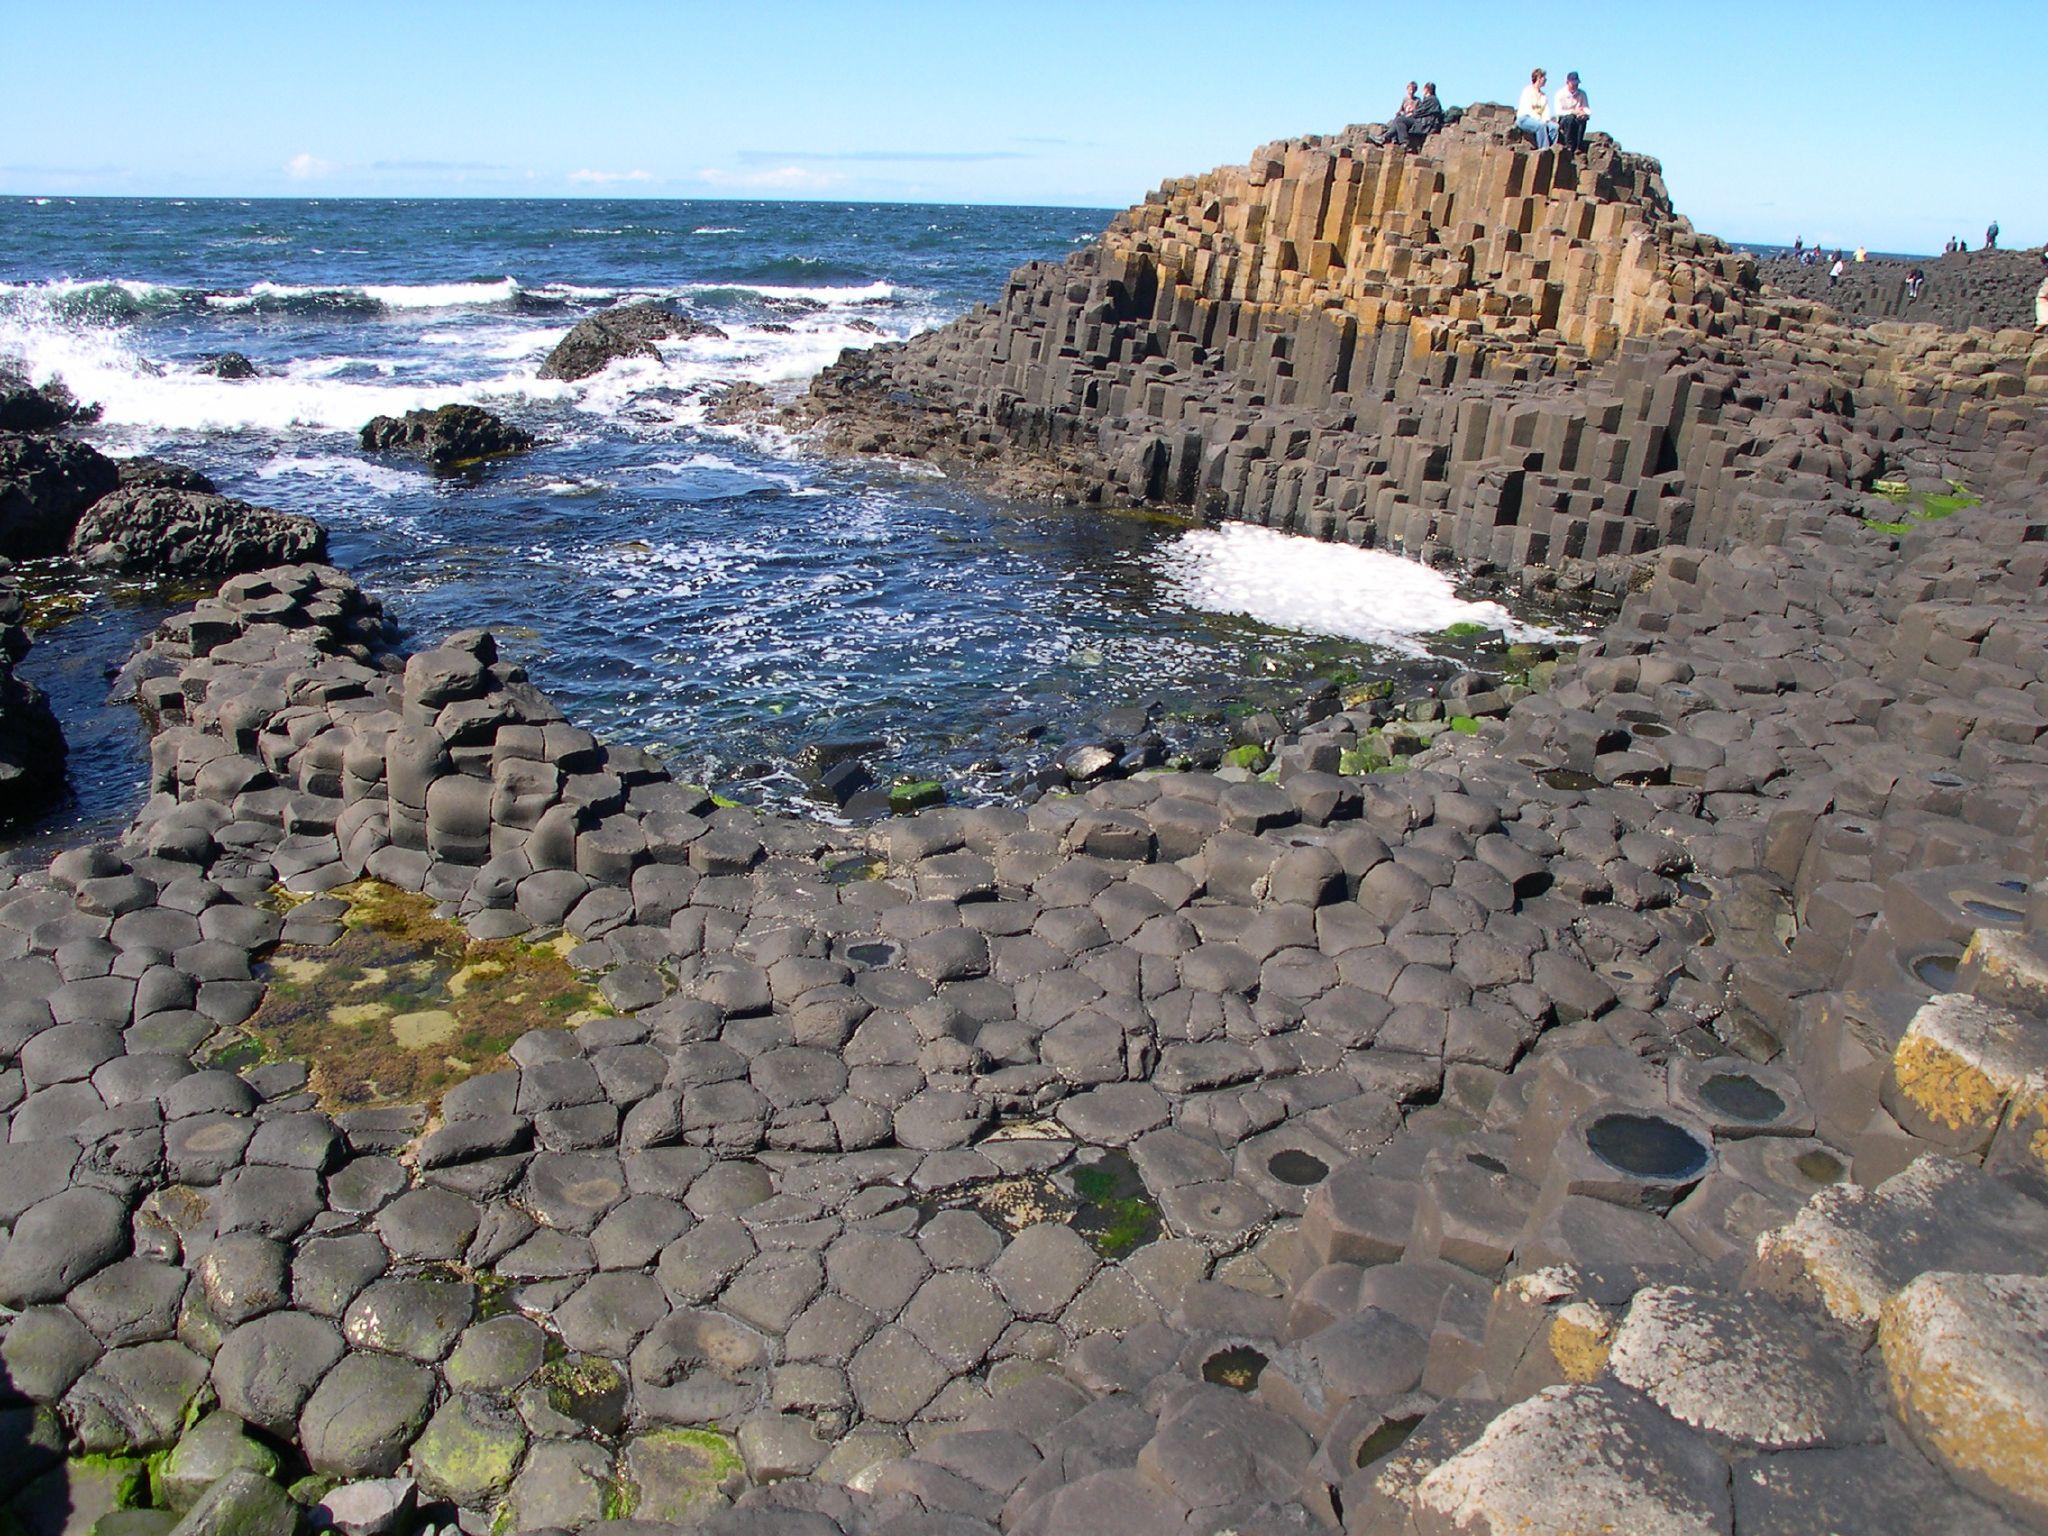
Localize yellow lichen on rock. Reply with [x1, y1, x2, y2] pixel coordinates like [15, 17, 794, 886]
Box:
[1880, 1271, 2048, 1526]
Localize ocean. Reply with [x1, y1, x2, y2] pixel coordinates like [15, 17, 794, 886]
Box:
[0, 196, 1554, 852]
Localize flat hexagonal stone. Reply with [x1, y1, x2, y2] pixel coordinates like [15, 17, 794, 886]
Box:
[848, 1323, 950, 1423]
[1881, 1270, 2048, 1527]
[555, 1271, 672, 1358]
[342, 1274, 475, 1361]
[0, 1187, 131, 1305]
[1609, 1286, 1879, 1450]
[522, 1150, 628, 1232]
[374, 1187, 482, 1261]
[213, 1165, 323, 1239]
[63, 1341, 211, 1453]
[989, 1222, 1100, 1320]
[66, 1257, 188, 1347]
[1, 1303, 103, 1402]
[1413, 1381, 1731, 1536]
[902, 1271, 1011, 1373]
[299, 1350, 436, 1477]
[211, 1312, 347, 1435]
[445, 1314, 548, 1394]
[1136, 1383, 1314, 1509]
[411, 1392, 528, 1506]
[507, 1437, 614, 1530]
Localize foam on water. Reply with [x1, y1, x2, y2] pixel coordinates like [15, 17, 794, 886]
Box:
[254, 453, 435, 495]
[1156, 523, 1562, 652]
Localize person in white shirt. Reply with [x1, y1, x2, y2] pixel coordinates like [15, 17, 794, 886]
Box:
[1829, 256, 1845, 288]
[1553, 71, 1589, 153]
[1517, 68, 1556, 149]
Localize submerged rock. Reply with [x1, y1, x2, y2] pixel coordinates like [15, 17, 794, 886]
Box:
[359, 404, 535, 471]
[0, 573, 65, 826]
[69, 487, 326, 576]
[537, 301, 727, 382]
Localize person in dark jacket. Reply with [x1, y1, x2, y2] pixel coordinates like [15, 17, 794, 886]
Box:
[1387, 82, 1445, 151]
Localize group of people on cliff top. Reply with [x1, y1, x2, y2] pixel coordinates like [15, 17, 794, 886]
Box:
[1515, 68, 1590, 152]
[1942, 226, 1999, 254]
[1376, 69, 1589, 154]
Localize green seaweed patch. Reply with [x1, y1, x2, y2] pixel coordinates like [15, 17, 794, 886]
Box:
[1917, 491, 1978, 519]
[1436, 621, 1492, 641]
[241, 878, 609, 1114]
[888, 778, 946, 813]
[1069, 1156, 1162, 1258]
[1222, 744, 1271, 772]
[1863, 519, 1913, 536]
[539, 1353, 628, 1432]
[622, 1428, 743, 1523]
[68, 1454, 152, 1511]
[1449, 715, 1481, 735]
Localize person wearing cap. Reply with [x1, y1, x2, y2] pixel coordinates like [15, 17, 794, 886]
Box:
[1554, 71, 1590, 153]
[1517, 68, 1556, 148]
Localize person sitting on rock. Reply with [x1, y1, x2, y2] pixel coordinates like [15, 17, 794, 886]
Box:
[1553, 71, 1590, 152]
[1906, 268, 1925, 300]
[1517, 68, 1557, 148]
[1387, 82, 1446, 150]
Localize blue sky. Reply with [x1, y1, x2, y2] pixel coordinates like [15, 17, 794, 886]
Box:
[4, 0, 2041, 252]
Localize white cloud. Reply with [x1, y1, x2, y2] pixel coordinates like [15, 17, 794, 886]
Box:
[284, 153, 334, 181]
[568, 167, 654, 185]
[694, 164, 844, 191]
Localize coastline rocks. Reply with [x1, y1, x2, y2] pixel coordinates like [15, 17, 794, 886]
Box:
[536, 301, 727, 382]
[69, 487, 326, 576]
[0, 368, 100, 433]
[0, 431, 122, 557]
[117, 456, 218, 495]
[704, 381, 773, 425]
[196, 352, 259, 380]
[0, 572, 66, 824]
[359, 405, 535, 472]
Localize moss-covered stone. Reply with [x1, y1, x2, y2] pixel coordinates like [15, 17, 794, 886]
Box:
[620, 1429, 743, 1524]
[410, 1394, 527, 1507]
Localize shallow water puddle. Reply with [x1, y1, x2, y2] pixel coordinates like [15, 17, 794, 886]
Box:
[238, 879, 609, 1112]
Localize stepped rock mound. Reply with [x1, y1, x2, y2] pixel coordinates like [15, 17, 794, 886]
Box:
[802, 106, 2045, 595]
[69, 487, 326, 576]
[0, 431, 122, 557]
[116, 456, 217, 494]
[536, 300, 727, 381]
[359, 404, 535, 472]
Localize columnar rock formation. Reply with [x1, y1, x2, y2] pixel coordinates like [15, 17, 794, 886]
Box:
[802, 108, 2045, 594]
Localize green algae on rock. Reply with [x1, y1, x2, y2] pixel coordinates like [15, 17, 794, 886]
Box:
[237, 879, 609, 1113]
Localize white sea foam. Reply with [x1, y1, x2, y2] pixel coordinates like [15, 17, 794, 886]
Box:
[0, 310, 569, 436]
[254, 453, 433, 495]
[692, 227, 743, 236]
[676, 280, 898, 306]
[205, 277, 520, 311]
[1156, 523, 1568, 653]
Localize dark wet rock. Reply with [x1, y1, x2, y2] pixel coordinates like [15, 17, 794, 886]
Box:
[0, 430, 121, 556]
[537, 301, 728, 382]
[195, 352, 258, 380]
[359, 404, 535, 471]
[0, 369, 98, 432]
[116, 457, 217, 494]
[0, 1186, 130, 1305]
[165, 1469, 297, 1536]
[298, 1350, 436, 1477]
[69, 488, 326, 576]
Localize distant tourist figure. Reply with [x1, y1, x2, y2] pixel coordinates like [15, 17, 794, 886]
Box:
[1553, 71, 1590, 152]
[1517, 69, 1556, 148]
[1387, 81, 1445, 150]
[2036, 271, 2048, 330]
[1828, 255, 1845, 288]
[1854, 245, 1867, 262]
[1793, 237, 1804, 260]
[1985, 221, 1999, 249]
[1906, 268, 1925, 300]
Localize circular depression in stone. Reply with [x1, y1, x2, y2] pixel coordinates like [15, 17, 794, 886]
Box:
[1200, 1344, 1268, 1392]
[1699, 1072, 1786, 1124]
[1960, 899, 2023, 924]
[1266, 1148, 1330, 1186]
[1585, 1112, 1711, 1182]
[1354, 1413, 1425, 1469]
[1912, 951, 1961, 991]
[1795, 1149, 1847, 1185]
